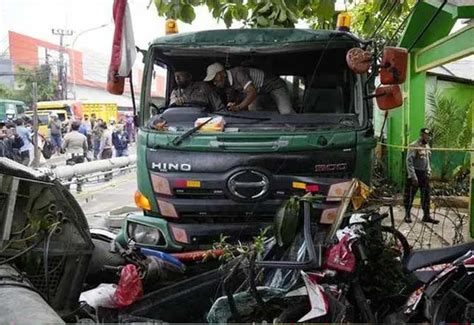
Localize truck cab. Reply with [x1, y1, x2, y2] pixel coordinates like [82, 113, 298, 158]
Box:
[128, 29, 379, 252]
[0, 99, 27, 122]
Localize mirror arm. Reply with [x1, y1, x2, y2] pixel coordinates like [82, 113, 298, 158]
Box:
[364, 92, 386, 100]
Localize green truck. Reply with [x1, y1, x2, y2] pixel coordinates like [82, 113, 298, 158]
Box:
[0, 99, 28, 122]
[118, 28, 405, 252]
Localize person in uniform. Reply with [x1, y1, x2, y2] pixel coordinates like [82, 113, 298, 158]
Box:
[404, 128, 438, 224]
[204, 62, 295, 114]
[62, 121, 88, 192]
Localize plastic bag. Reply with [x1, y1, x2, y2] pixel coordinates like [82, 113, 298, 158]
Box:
[79, 283, 118, 309]
[325, 235, 355, 273]
[113, 264, 143, 308]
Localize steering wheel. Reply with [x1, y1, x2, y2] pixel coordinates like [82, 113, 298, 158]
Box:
[168, 100, 210, 110]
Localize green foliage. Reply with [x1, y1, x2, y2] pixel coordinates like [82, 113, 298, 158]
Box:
[154, 0, 336, 28]
[16, 65, 57, 105]
[427, 88, 472, 180]
[204, 226, 271, 263]
[0, 83, 16, 99]
[351, 0, 415, 46]
[0, 65, 56, 105]
[152, 0, 415, 43]
[359, 223, 409, 304]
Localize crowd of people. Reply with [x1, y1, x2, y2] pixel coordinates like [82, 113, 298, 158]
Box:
[0, 113, 135, 167]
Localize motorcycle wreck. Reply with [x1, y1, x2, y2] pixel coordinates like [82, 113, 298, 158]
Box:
[1, 159, 472, 324]
[197, 179, 474, 324]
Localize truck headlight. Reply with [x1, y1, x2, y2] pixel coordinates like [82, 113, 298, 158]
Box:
[127, 222, 162, 245]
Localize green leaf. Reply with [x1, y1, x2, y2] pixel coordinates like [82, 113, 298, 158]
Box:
[224, 9, 233, 27]
[237, 5, 248, 20]
[258, 2, 272, 13]
[317, 0, 335, 21]
[278, 9, 287, 22]
[179, 4, 196, 23]
[256, 16, 269, 26]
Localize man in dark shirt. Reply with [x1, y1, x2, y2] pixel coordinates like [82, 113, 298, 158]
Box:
[170, 71, 225, 111]
[0, 122, 23, 162]
[204, 62, 295, 114]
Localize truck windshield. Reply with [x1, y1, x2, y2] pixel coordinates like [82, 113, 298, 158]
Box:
[143, 46, 366, 131]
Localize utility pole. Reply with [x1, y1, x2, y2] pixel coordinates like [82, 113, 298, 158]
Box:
[52, 28, 73, 100]
[31, 82, 40, 167]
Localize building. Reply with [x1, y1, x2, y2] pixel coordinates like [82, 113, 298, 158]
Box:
[2, 31, 165, 106]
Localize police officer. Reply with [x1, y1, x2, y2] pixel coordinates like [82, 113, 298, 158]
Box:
[62, 121, 88, 192]
[404, 128, 438, 224]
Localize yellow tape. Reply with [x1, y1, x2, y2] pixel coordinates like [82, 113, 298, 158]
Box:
[378, 142, 474, 152]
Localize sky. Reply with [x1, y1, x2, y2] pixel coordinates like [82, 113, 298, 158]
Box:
[0, 0, 230, 55]
[0, 0, 470, 80]
[0, 0, 351, 54]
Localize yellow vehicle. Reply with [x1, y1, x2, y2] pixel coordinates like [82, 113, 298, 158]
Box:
[81, 101, 118, 123]
[37, 100, 82, 120]
[25, 109, 69, 138]
[36, 100, 118, 123]
[24, 111, 49, 138]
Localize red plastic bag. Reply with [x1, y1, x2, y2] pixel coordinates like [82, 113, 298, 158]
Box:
[113, 264, 143, 308]
[325, 235, 356, 273]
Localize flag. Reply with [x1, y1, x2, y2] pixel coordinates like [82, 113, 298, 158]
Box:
[107, 0, 136, 95]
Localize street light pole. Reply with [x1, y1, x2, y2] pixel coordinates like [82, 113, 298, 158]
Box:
[70, 23, 109, 99]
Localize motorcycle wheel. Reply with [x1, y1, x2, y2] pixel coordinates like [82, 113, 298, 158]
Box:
[432, 272, 474, 323]
[381, 226, 411, 261]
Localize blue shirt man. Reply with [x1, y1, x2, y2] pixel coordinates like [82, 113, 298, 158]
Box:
[14, 118, 32, 166]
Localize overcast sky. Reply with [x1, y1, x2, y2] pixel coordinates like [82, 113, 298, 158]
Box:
[0, 0, 234, 55]
[0, 0, 470, 79]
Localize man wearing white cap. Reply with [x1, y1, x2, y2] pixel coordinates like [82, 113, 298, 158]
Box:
[204, 63, 295, 115]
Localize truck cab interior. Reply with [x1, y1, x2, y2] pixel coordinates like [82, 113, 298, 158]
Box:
[144, 44, 367, 131]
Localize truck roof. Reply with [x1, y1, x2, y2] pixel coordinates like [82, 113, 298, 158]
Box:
[151, 28, 358, 51]
[0, 99, 25, 104]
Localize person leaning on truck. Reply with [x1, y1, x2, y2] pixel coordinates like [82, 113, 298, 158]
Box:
[404, 128, 438, 224]
[170, 71, 225, 111]
[204, 62, 295, 115]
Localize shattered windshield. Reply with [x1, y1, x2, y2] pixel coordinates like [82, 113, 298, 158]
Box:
[143, 46, 366, 132]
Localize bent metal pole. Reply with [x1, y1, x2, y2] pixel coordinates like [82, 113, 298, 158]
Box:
[52, 155, 137, 179]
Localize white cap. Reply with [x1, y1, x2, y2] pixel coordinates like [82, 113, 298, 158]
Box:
[50, 112, 58, 117]
[204, 62, 225, 82]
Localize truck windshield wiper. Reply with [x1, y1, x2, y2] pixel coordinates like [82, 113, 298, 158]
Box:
[211, 111, 271, 122]
[171, 117, 213, 146]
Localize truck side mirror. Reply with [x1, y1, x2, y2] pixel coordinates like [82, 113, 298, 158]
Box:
[380, 47, 408, 85]
[346, 48, 372, 74]
[375, 85, 403, 110]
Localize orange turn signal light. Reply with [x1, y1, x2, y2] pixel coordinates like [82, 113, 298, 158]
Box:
[134, 191, 151, 211]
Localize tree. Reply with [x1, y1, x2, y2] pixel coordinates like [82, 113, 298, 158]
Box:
[351, 0, 415, 47]
[154, 0, 338, 28]
[7, 65, 57, 105]
[153, 0, 414, 41]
